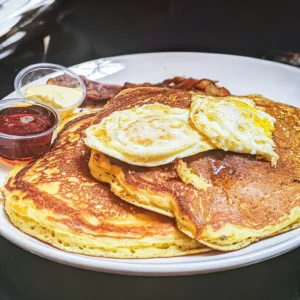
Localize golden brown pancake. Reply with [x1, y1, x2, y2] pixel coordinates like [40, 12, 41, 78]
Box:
[89, 87, 300, 251]
[3, 113, 208, 258]
[93, 87, 193, 123]
[90, 88, 194, 217]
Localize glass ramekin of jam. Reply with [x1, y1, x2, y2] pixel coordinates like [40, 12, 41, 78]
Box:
[0, 98, 60, 163]
[14, 63, 86, 119]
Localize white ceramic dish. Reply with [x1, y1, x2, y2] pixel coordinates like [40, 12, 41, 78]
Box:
[1, 52, 300, 276]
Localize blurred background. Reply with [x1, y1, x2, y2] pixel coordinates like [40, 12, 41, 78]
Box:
[1, 0, 300, 97]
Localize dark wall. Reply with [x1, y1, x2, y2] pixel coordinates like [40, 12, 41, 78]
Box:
[47, 0, 300, 64]
[1, 0, 299, 97]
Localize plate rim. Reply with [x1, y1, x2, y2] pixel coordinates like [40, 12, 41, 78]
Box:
[70, 51, 300, 75]
[1, 213, 300, 276]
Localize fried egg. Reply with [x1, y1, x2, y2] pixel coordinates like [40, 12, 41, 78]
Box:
[190, 94, 279, 166]
[85, 103, 214, 166]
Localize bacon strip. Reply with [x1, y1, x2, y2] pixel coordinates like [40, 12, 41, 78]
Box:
[47, 75, 230, 102]
[124, 77, 230, 96]
[47, 75, 122, 101]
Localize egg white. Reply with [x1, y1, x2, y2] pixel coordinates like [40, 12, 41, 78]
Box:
[85, 103, 214, 166]
[190, 94, 279, 166]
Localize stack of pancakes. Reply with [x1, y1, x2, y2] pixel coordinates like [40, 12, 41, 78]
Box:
[3, 86, 300, 258]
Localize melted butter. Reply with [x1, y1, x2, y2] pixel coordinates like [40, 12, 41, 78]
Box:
[209, 158, 235, 191]
[209, 158, 234, 176]
[24, 85, 82, 109]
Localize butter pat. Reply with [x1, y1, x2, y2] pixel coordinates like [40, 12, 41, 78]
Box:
[24, 85, 83, 109]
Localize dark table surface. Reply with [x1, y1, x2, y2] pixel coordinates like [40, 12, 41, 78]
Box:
[1, 0, 300, 299]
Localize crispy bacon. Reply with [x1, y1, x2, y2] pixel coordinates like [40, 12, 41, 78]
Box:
[47, 75, 122, 101]
[47, 75, 230, 102]
[124, 77, 230, 96]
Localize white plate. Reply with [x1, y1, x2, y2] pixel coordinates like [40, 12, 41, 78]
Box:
[1, 52, 300, 276]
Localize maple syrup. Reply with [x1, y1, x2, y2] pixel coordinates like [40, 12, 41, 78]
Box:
[0, 99, 59, 162]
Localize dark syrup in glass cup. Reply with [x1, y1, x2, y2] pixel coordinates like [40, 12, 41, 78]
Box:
[0, 99, 60, 162]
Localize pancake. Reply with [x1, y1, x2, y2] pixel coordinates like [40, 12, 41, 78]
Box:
[89, 88, 300, 250]
[3, 113, 208, 258]
[90, 88, 195, 217]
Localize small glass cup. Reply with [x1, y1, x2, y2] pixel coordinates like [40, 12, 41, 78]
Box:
[14, 63, 86, 119]
[0, 98, 60, 163]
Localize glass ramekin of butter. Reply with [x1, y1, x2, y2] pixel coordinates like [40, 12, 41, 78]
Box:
[14, 63, 86, 119]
